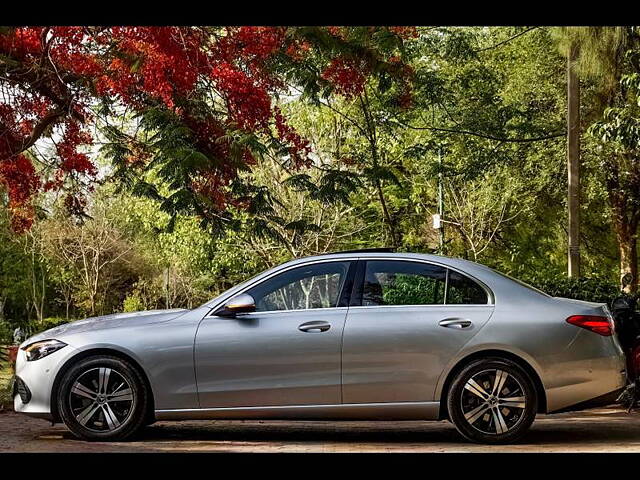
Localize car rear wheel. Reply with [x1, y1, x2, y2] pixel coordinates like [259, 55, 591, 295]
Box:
[447, 357, 537, 444]
[57, 356, 148, 441]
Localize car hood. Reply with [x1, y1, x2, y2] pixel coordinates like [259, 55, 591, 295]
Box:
[21, 308, 189, 346]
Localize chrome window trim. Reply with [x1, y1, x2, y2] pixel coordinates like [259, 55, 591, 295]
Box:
[205, 255, 494, 318]
[235, 306, 350, 317]
[205, 257, 359, 317]
[347, 304, 495, 310]
[357, 256, 494, 306]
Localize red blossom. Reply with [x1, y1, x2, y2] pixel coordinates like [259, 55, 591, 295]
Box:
[56, 121, 97, 177]
[211, 62, 272, 130]
[388, 26, 419, 39]
[0, 27, 43, 58]
[183, 113, 256, 201]
[274, 107, 311, 167]
[8, 205, 35, 233]
[0, 26, 413, 231]
[285, 40, 311, 61]
[49, 27, 104, 77]
[0, 154, 40, 206]
[321, 56, 370, 98]
[190, 172, 230, 210]
[395, 63, 415, 109]
[0, 153, 40, 232]
[326, 27, 348, 40]
[235, 27, 285, 59]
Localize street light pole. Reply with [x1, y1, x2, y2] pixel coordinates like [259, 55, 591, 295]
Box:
[438, 147, 445, 254]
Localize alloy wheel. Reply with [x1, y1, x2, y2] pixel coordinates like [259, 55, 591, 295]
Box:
[460, 368, 527, 435]
[68, 367, 135, 433]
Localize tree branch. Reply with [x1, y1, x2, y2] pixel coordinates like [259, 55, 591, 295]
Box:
[475, 27, 539, 53]
[19, 107, 66, 153]
[390, 118, 565, 143]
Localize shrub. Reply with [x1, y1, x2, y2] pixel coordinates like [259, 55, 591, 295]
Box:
[0, 321, 13, 345]
[0, 381, 12, 411]
[29, 317, 70, 336]
[0, 345, 13, 411]
[123, 293, 145, 312]
[521, 273, 622, 305]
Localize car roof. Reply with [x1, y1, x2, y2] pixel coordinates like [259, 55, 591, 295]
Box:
[281, 251, 494, 276]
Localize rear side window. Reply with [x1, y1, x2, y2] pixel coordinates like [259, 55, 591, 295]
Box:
[362, 260, 447, 306]
[446, 270, 488, 305]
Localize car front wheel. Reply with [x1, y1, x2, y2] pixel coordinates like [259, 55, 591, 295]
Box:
[447, 357, 538, 444]
[57, 355, 148, 441]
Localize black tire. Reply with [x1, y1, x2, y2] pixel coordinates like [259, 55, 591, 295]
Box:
[447, 357, 537, 444]
[57, 355, 148, 441]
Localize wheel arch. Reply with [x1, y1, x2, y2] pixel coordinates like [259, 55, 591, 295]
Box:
[437, 349, 547, 420]
[50, 347, 156, 424]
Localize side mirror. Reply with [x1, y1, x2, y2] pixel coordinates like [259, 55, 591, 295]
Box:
[215, 293, 256, 317]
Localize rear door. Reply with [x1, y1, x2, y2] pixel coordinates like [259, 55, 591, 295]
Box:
[341, 259, 494, 404]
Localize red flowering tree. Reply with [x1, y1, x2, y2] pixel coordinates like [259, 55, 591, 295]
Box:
[0, 26, 414, 232]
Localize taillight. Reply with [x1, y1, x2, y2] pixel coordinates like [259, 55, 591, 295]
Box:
[566, 315, 613, 336]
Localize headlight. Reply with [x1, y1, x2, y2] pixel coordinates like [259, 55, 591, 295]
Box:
[22, 339, 67, 361]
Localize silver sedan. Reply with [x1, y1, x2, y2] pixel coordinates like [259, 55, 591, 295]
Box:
[13, 250, 626, 444]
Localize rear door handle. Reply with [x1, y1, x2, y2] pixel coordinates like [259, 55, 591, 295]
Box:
[439, 318, 472, 329]
[298, 321, 331, 333]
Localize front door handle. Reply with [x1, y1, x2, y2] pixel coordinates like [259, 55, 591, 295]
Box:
[439, 318, 472, 329]
[298, 321, 331, 333]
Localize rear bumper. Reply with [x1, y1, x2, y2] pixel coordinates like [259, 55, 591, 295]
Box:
[552, 387, 625, 414]
[545, 351, 627, 412]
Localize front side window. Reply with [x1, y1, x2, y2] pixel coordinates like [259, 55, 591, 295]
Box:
[247, 261, 351, 312]
[446, 270, 488, 304]
[362, 260, 447, 306]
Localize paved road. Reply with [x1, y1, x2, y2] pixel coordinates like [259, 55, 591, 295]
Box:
[2, 407, 640, 452]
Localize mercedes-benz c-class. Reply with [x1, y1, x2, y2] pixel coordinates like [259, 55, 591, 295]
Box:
[13, 250, 626, 443]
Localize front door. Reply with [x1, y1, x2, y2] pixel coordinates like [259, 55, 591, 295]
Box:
[195, 260, 355, 408]
[342, 259, 494, 404]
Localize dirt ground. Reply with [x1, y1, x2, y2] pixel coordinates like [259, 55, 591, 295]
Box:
[1, 406, 640, 452]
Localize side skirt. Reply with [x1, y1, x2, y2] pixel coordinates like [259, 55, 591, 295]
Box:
[155, 401, 440, 421]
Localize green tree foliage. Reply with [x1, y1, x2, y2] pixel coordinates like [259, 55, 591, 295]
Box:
[2, 26, 640, 330]
[554, 27, 640, 292]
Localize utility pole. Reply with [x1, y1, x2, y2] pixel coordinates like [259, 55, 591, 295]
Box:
[163, 266, 170, 309]
[438, 147, 445, 254]
[567, 44, 581, 277]
[432, 146, 460, 253]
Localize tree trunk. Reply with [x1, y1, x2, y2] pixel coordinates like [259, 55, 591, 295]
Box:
[374, 180, 399, 247]
[358, 91, 400, 248]
[616, 224, 638, 294]
[567, 44, 581, 277]
[607, 159, 640, 293]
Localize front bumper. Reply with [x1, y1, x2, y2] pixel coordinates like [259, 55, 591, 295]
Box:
[13, 344, 78, 420]
[12, 376, 31, 404]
